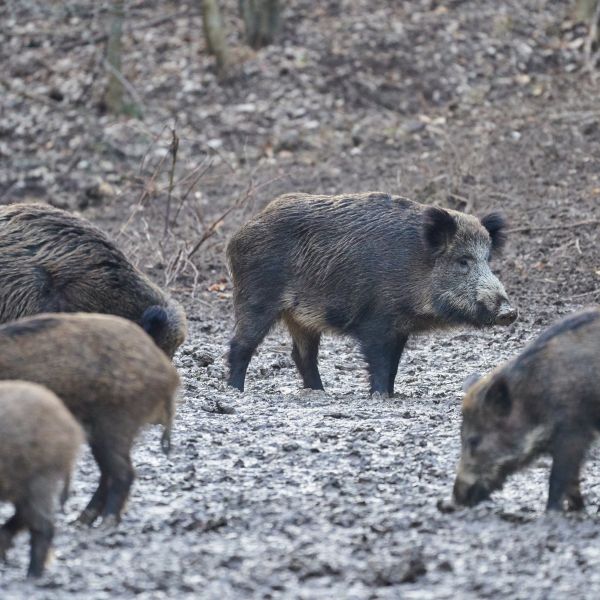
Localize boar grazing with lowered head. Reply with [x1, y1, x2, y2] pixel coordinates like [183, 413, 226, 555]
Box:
[0, 313, 180, 526]
[0, 203, 187, 358]
[453, 308, 600, 511]
[227, 192, 517, 395]
[0, 381, 83, 577]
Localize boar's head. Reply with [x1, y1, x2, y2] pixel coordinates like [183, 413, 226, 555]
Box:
[452, 370, 549, 506]
[423, 207, 517, 328]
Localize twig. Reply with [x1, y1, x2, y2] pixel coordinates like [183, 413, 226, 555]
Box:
[507, 219, 600, 233]
[186, 180, 255, 261]
[60, 9, 191, 52]
[0, 79, 62, 108]
[118, 149, 170, 238]
[186, 174, 281, 260]
[173, 158, 214, 225]
[102, 58, 145, 115]
[584, 0, 600, 73]
[164, 126, 179, 237]
[571, 288, 600, 299]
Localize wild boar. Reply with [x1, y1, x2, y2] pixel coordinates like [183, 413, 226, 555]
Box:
[0, 203, 187, 358]
[453, 307, 600, 511]
[0, 380, 83, 577]
[0, 313, 180, 526]
[226, 192, 517, 394]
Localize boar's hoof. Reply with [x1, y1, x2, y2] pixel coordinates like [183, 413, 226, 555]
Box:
[99, 514, 120, 529]
[436, 498, 457, 514]
[76, 509, 99, 528]
[566, 490, 585, 512]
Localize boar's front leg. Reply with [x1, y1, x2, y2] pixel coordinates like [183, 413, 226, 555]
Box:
[357, 322, 403, 396]
[285, 315, 324, 390]
[547, 431, 589, 511]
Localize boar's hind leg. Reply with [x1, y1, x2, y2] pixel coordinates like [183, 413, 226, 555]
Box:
[99, 445, 134, 524]
[285, 316, 324, 390]
[566, 480, 584, 511]
[77, 471, 109, 526]
[547, 432, 589, 511]
[21, 481, 56, 578]
[388, 334, 408, 396]
[82, 436, 134, 526]
[0, 510, 26, 560]
[228, 307, 280, 391]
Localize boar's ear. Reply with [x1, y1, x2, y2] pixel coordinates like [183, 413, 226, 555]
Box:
[423, 206, 457, 256]
[483, 376, 512, 418]
[480, 212, 507, 256]
[463, 372, 482, 393]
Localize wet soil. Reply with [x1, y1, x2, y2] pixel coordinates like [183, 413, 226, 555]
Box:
[1, 0, 600, 598]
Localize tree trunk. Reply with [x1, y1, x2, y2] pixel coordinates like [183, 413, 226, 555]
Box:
[576, 0, 599, 21]
[202, 0, 230, 76]
[103, 0, 125, 114]
[239, 0, 280, 49]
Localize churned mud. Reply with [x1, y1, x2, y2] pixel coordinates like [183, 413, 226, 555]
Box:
[2, 0, 600, 597]
[2, 300, 600, 599]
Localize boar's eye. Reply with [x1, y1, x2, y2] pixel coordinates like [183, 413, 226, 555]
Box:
[457, 256, 471, 273]
[467, 435, 481, 453]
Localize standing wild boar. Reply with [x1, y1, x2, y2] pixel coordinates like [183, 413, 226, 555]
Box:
[0, 203, 187, 357]
[0, 381, 83, 577]
[0, 313, 180, 526]
[453, 308, 600, 511]
[227, 192, 517, 394]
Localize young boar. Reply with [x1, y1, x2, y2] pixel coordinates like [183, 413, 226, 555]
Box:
[227, 192, 517, 395]
[0, 313, 180, 526]
[0, 203, 187, 358]
[453, 308, 600, 511]
[0, 380, 83, 577]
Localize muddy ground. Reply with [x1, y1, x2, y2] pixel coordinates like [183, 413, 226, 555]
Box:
[1, 0, 600, 598]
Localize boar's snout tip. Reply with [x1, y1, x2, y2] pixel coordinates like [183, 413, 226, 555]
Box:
[453, 477, 491, 507]
[495, 303, 518, 326]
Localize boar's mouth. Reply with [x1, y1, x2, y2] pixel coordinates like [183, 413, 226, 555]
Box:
[434, 300, 499, 329]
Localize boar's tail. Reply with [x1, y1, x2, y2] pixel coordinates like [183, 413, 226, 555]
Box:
[141, 305, 169, 344]
[59, 473, 71, 511]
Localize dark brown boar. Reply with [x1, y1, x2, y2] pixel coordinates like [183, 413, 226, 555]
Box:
[226, 192, 517, 395]
[0, 203, 187, 358]
[453, 307, 600, 511]
[0, 380, 83, 577]
[0, 313, 180, 526]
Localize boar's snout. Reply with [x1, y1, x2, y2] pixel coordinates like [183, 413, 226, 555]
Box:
[495, 300, 518, 326]
[453, 476, 491, 507]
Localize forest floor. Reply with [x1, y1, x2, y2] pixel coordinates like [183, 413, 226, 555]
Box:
[1, 0, 600, 598]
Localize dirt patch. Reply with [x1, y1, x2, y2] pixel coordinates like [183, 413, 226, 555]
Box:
[1, 0, 600, 597]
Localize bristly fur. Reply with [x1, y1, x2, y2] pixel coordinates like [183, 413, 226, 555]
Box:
[0, 203, 187, 357]
[226, 192, 513, 394]
[0, 313, 180, 527]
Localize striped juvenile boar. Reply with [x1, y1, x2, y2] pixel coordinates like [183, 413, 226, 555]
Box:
[0, 381, 83, 577]
[0, 203, 187, 357]
[0, 313, 180, 526]
[453, 308, 600, 511]
[227, 192, 517, 395]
